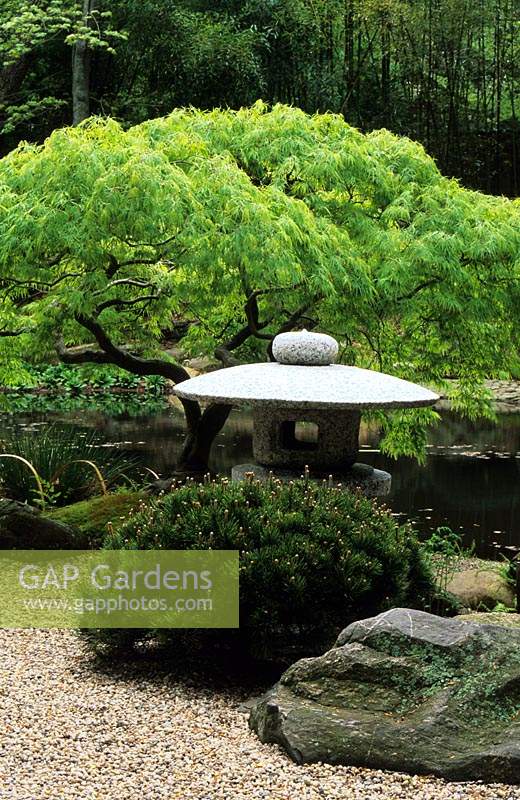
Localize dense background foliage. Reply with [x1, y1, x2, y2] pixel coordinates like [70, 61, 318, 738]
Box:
[95, 477, 434, 657]
[1, 0, 519, 195]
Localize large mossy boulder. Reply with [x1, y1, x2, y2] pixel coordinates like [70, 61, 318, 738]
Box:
[446, 561, 515, 610]
[47, 491, 145, 547]
[249, 608, 520, 783]
[0, 499, 83, 548]
[0, 492, 145, 549]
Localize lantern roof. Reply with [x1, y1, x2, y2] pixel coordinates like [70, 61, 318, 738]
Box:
[174, 330, 439, 411]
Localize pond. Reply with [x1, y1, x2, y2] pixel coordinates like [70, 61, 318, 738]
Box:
[1, 402, 519, 559]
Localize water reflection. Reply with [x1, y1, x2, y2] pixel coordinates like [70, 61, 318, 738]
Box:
[1, 406, 519, 559]
[357, 413, 520, 557]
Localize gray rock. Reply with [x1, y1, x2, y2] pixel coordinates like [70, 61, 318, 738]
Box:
[271, 330, 339, 366]
[183, 356, 220, 373]
[249, 608, 520, 783]
[0, 499, 83, 549]
[231, 462, 392, 497]
[446, 565, 515, 610]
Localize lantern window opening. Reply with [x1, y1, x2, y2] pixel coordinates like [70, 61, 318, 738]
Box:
[280, 420, 320, 451]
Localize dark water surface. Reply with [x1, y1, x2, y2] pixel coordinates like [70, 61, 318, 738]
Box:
[2, 405, 519, 559]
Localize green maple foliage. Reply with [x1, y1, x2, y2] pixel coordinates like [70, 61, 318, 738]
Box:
[1, 103, 519, 461]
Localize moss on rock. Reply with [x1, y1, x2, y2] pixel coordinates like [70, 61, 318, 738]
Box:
[250, 608, 520, 783]
[0, 499, 84, 549]
[445, 561, 515, 610]
[457, 612, 520, 628]
[46, 491, 145, 547]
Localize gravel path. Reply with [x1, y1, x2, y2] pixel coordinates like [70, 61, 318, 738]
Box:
[0, 629, 518, 800]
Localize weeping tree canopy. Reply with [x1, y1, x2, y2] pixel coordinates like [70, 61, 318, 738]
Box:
[1, 103, 519, 469]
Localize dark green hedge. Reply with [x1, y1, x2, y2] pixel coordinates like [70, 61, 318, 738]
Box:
[90, 477, 434, 660]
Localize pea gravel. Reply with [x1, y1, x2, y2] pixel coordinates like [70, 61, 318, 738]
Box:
[0, 629, 519, 800]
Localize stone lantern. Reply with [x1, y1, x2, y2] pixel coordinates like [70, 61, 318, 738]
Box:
[175, 330, 439, 496]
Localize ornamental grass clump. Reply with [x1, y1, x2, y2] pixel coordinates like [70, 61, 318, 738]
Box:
[0, 424, 138, 507]
[100, 477, 433, 659]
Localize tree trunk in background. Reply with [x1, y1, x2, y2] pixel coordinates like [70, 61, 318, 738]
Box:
[381, 15, 391, 115]
[342, 0, 355, 115]
[72, 0, 99, 125]
[0, 55, 31, 108]
[494, 0, 503, 193]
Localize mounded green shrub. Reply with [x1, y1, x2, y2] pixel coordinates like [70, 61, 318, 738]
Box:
[92, 477, 434, 659]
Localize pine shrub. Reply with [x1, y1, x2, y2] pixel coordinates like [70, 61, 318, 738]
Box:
[93, 477, 433, 660]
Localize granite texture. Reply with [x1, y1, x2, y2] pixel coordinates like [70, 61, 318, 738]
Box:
[252, 407, 361, 469]
[271, 330, 338, 366]
[231, 462, 392, 497]
[249, 608, 520, 783]
[174, 363, 440, 410]
[174, 331, 438, 478]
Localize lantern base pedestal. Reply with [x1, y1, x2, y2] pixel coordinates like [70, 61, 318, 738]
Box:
[231, 462, 391, 498]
